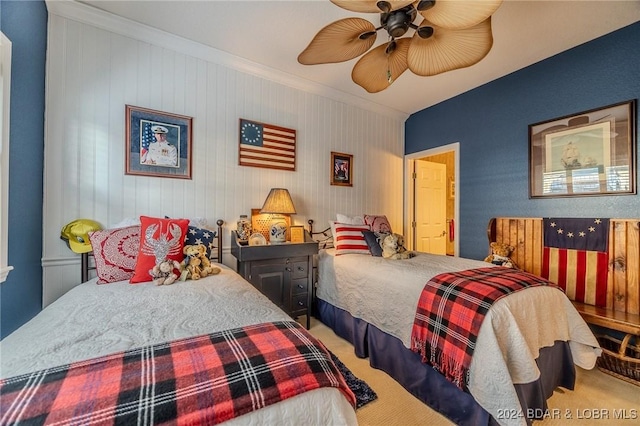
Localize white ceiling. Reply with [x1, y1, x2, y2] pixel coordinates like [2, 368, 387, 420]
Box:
[79, 1, 640, 116]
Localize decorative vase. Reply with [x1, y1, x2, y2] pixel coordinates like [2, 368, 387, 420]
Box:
[236, 215, 252, 242]
[269, 220, 287, 244]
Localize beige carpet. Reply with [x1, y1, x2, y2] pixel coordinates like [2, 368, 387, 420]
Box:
[306, 317, 640, 426]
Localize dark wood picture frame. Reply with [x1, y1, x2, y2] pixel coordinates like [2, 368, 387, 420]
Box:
[331, 151, 353, 187]
[125, 105, 193, 179]
[529, 99, 636, 198]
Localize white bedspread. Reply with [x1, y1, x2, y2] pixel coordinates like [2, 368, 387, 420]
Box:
[0, 265, 356, 426]
[317, 249, 601, 426]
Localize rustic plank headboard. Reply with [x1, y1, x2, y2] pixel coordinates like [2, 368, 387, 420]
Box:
[487, 217, 640, 318]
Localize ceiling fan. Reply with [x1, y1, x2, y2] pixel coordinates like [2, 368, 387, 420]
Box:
[298, 0, 503, 93]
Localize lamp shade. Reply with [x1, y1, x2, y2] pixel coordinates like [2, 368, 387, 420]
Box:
[260, 188, 296, 214]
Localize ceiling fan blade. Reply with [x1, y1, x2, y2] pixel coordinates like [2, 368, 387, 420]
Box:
[298, 18, 376, 65]
[330, 0, 414, 13]
[352, 38, 411, 93]
[407, 17, 493, 76]
[419, 0, 502, 29]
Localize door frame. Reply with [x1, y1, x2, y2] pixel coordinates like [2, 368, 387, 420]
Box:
[404, 142, 460, 255]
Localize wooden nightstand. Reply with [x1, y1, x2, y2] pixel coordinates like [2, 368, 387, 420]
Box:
[230, 231, 318, 329]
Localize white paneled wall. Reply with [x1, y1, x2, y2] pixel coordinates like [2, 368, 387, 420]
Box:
[42, 2, 406, 306]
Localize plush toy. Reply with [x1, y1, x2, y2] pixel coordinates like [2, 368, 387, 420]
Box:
[182, 244, 221, 280]
[382, 233, 415, 260]
[150, 259, 182, 285]
[484, 242, 519, 269]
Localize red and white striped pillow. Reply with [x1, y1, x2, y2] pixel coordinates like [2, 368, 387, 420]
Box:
[334, 223, 371, 256]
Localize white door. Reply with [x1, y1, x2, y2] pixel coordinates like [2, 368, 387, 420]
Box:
[414, 160, 447, 255]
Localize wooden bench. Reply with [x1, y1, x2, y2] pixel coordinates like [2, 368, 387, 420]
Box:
[487, 217, 640, 384]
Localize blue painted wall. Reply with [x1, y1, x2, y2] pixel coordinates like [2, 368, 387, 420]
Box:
[405, 22, 640, 261]
[0, 0, 47, 338]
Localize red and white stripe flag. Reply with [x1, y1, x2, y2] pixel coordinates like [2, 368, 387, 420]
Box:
[239, 119, 296, 171]
[541, 218, 609, 307]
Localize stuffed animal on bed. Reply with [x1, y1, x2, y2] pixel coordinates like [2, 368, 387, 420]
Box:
[484, 242, 519, 269]
[382, 233, 415, 260]
[150, 259, 182, 285]
[182, 244, 221, 280]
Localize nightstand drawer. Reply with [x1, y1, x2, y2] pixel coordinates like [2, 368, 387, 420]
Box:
[291, 278, 308, 295]
[291, 293, 309, 311]
[290, 261, 308, 279]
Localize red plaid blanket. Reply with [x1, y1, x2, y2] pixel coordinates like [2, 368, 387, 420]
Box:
[0, 321, 355, 425]
[410, 267, 557, 390]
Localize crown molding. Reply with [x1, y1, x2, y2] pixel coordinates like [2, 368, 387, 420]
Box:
[45, 0, 409, 122]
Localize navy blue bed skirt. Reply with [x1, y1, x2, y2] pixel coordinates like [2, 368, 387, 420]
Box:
[316, 299, 576, 426]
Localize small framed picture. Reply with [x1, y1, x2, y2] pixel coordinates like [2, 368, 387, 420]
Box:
[125, 105, 193, 179]
[289, 226, 305, 243]
[331, 151, 353, 186]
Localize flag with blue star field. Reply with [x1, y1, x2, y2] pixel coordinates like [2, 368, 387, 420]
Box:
[140, 121, 155, 161]
[239, 119, 296, 171]
[541, 218, 610, 307]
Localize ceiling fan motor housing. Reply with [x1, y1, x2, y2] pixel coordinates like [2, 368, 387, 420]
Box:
[381, 5, 417, 38]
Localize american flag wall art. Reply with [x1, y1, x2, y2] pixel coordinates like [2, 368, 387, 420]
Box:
[541, 217, 610, 307]
[239, 119, 296, 171]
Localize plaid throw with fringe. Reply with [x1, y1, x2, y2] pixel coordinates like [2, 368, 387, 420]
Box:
[411, 267, 556, 390]
[0, 321, 355, 425]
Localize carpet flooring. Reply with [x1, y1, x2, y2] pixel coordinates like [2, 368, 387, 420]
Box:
[307, 316, 640, 426]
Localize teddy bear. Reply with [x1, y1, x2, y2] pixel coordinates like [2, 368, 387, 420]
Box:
[182, 244, 221, 280]
[382, 233, 415, 260]
[484, 242, 519, 269]
[150, 259, 182, 285]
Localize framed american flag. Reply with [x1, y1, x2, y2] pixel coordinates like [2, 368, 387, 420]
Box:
[239, 119, 296, 171]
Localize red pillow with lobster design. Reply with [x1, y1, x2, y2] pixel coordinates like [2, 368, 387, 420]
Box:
[130, 216, 189, 284]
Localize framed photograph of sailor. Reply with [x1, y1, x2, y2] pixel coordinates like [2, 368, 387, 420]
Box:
[529, 99, 636, 198]
[125, 105, 193, 179]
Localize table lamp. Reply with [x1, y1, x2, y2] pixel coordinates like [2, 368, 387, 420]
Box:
[260, 188, 296, 244]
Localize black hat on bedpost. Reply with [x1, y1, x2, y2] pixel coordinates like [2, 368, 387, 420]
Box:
[60, 219, 103, 253]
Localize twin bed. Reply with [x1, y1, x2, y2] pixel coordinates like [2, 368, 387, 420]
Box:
[0, 220, 357, 426]
[311, 219, 601, 426]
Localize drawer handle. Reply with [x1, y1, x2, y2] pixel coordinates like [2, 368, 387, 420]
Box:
[297, 266, 304, 271]
[286, 267, 292, 272]
[297, 284, 304, 289]
[298, 301, 304, 306]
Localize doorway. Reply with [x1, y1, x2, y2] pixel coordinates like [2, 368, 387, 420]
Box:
[404, 143, 459, 256]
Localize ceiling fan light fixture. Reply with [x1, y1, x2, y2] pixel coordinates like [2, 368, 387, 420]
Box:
[417, 26, 434, 39]
[382, 5, 417, 38]
[301, 0, 503, 92]
[331, 0, 415, 14]
[416, 0, 436, 12]
[359, 31, 377, 40]
[376, 1, 391, 13]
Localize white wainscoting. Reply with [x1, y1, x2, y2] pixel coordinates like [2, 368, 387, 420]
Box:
[42, 2, 406, 306]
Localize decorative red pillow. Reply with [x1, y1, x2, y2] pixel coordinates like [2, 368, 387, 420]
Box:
[130, 216, 189, 284]
[364, 214, 392, 233]
[334, 223, 371, 256]
[88, 226, 140, 284]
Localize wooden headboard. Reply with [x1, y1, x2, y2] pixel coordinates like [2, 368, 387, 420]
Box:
[81, 219, 225, 283]
[487, 217, 639, 318]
